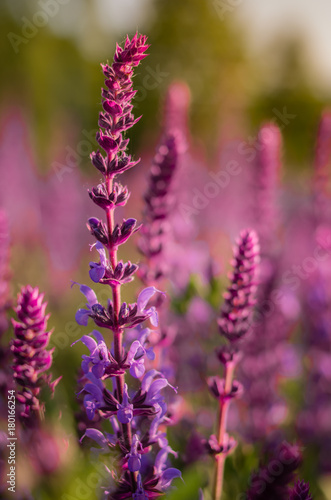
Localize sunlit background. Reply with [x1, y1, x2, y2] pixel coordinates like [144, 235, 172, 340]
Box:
[1, 1, 331, 498]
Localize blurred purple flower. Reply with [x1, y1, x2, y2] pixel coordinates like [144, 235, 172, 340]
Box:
[11, 286, 61, 421]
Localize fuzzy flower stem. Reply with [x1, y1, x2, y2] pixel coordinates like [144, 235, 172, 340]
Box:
[214, 362, 235, 500]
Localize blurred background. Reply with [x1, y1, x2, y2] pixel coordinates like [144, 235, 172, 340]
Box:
[1, 0, 331, 498]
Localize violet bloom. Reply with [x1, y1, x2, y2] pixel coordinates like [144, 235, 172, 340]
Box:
[208, 230, 259, 500]
[72, 33, 181, 499]
[11, 286, 60, 421]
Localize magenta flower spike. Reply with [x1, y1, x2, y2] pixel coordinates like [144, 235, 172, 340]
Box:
[250, 123, 282, 252]
[11, 286, 60, 422]
[209, 229, 259, 500]
[72, 34, 181, 498]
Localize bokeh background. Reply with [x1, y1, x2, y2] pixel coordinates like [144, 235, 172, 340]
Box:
[1, 0, 331, 499]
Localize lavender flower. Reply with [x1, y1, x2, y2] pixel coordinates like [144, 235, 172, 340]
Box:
[289, 480, 313, 500]
[11, 286, 60, 422]
[208, 229, 259, 500]
[138, 132, 181, 285]
[72, 33, 181, 498]
[249, 123, 282, 252]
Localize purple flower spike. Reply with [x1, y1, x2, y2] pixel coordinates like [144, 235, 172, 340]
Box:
[210, 230, 260, 500]
[72, 32, 181, 499]
[11, 286, 61, 420]
[218, 230, 260, 342]
[289, 480, 313, 500]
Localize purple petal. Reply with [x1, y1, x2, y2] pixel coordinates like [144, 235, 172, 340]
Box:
[154, 446, 177, 474]
[81, 357, 90, 374]
[86, 372, 104, 391]
[145, 347, 155, 361]
[128, 455, 141, 472]
[141, 370, 161, 393]
[127, 340, 144, 363]
[130, 360, 145, 379]
[148, 306, 158, 327]
[147, 379, 170, 401]
[159, 468, 182, 488]
[75, 309, 90, 326]
[78, 284, 98, 306]
[104, 432, 117, 445]
[83, 382, 104, 402]
[81, 429, 109, 450]
[92, 363, 105, 378]
[137, 287, 163, 312]
[89, 265, 106, 283]
[83, 395, 99, 420]
[117, 406, 133, 424]
[71, 335, 97, 352]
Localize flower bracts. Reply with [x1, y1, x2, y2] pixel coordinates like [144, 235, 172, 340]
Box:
[218, 229, 259, 343]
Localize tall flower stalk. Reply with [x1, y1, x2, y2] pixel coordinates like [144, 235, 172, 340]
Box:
[207, 230, 259, 500]
[73, 34, 181, 498]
